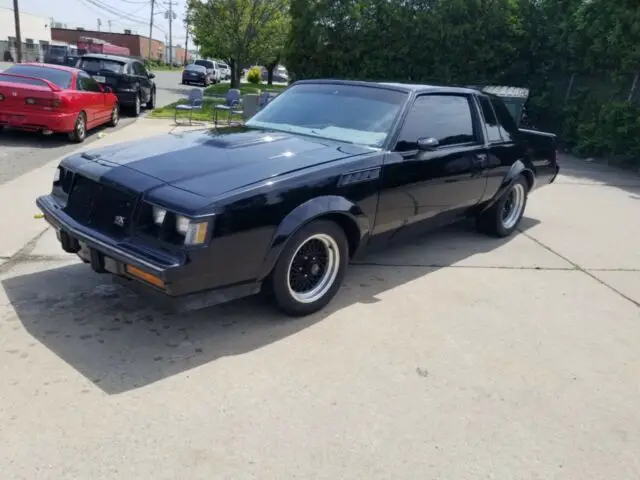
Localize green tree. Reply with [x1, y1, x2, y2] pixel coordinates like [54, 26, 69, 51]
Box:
[187, 0, 289, 87]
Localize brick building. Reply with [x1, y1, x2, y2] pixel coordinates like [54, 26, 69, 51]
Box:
[51, 28, 165, 60]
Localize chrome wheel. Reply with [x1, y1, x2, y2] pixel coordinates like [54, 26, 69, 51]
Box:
[501, 183, 526, 229]
[111, 105, 119, 126]
[76, 114, 85, 139]
[287, 233, 340, 304]
[134, 95, 140, 115]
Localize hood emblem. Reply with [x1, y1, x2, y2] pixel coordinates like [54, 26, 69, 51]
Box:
[114, 216, 126, 227]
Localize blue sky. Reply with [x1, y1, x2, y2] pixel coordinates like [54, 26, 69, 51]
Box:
[0, 0, 188, 44]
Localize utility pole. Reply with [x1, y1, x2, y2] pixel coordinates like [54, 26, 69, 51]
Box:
[183, 18, 189, 66]
[13, 0, 23, 63]
[97, 18, 102, 32]
[108, 20, 112, 32]
[147, 0, 155, 60]
[164, 1, 177, 66]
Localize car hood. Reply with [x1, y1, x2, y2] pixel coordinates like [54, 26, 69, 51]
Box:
[78, 128, 373, 198]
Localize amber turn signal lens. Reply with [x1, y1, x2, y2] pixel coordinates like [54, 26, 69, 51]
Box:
[125, 265, 165, 288]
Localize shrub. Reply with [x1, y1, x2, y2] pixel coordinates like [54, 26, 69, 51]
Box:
[247, 66, 262, 84]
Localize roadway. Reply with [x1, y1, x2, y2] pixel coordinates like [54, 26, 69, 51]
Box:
[0, 68, 191, 185]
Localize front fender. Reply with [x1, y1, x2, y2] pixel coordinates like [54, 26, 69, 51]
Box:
[482, 159, 534, 212]
[258, 195, 370, 279]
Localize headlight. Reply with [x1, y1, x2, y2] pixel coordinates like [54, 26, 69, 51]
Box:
[53, 168, 61, 183]
[176, 215, 209, 245]
[152, 206, 167, 225]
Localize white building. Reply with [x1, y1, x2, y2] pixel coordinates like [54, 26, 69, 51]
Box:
[0, 7, 52, 61]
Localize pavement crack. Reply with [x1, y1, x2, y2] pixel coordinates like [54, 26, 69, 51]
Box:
[351, 262, 575, 271]
[0, 227, 50, 274]
[519, 230, 640, 309]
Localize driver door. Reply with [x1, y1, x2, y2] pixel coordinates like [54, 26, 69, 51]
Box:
[372, 93, 488, 239]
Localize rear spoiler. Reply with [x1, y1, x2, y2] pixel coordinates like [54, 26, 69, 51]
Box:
[0, 73, 62, 92]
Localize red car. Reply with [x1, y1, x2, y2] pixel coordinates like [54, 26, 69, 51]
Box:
[0, 63, 119, 143]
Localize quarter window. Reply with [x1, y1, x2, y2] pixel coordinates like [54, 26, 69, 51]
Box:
[395, 94, 476, 151]
[489, 96, 520, 143]
[478, 95, 503, 142]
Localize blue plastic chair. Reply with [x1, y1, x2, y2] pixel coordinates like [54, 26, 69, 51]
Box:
[257, 90, 271, 111]
[214, 89, 243, 126]
[174, 88, 204, 125]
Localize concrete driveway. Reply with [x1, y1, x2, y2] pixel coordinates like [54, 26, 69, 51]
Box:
[0, 126, 639, 478]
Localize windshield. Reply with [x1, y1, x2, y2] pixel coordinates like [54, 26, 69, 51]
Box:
[48, 45, 68, 55]
[195, 60, 213, 69]
[2, 65, 73, 89]
[246, 83, 407, 147]
[77, 58, 125, 74]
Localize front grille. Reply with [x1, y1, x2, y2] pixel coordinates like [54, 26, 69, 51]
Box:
[65, 174, 137, 237]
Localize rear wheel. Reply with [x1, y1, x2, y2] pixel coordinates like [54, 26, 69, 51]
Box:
[146, 88, 156, 110]
[108, 104, 119, 127]
[131, 94, 141, 117]
[476, 175, 528, 237]
[270, 220, 349, 317]
[68, 112, 87, 143]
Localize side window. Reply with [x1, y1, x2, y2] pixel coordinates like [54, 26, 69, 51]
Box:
[395, 94, 477, 152]
[478, 95, 503, 143]
[490, 96, 519, 142]
[134, 62, 147, 76]
[78, 73, 101, 92]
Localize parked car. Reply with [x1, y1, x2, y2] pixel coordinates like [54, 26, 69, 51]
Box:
[0, 63, 119, 143]
[182, 64, 210, 86]
[261, 65, 289, 83]
[193, 59, 219, 84]
[76, 54, 156, 116]
[36, 80, 559, 316]
[217, 61, 231, 80]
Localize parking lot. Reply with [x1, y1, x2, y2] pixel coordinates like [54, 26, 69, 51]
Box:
[0, 68, 194, 185]
[0, 113, 639, 479]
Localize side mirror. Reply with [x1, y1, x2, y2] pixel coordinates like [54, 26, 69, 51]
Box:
[417, 137, 439, 151]
[148, 72, 155, 79]
[103, 86, 113, 93]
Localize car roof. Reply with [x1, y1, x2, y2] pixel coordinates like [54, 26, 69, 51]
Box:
[79, 53, 133, 63]
[15, 62, 80, 74]
[293, 79, 480, 96]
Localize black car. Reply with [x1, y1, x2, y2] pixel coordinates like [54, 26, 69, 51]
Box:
[182, 64, 209, 86]
[193, 59, 218, 84]
[76, 54, 156, 116]
[36, 80, 559, 316]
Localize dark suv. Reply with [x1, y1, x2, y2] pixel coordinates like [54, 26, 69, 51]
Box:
[76, 54, 156, 116]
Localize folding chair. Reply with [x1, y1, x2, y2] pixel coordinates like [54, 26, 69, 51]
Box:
[174, 88, 204, 125]
[214, 89, 243, 126]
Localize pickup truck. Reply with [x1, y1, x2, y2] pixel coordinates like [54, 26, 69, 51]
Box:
[36, 80, 559, 316]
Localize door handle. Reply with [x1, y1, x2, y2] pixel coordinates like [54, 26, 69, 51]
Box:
[473, 153, 488, 167]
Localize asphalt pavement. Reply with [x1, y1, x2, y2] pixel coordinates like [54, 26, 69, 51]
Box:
[0, 68, 191, 185]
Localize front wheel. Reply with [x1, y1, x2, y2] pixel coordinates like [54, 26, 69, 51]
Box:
[131, 94, 141, 117]
[108, 104, 119, 127]
[476, 175, 529, 237]
[68, 112, 87, 143]
[270, 220, 349, 317]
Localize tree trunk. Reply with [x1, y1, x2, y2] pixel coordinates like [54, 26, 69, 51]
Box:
[266, 62, 275, 85]
[229, 59, 239, 88]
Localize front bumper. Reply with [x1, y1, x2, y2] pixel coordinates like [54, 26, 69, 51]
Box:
[36, 194, 259, 311]
[0, 109, 77, 133]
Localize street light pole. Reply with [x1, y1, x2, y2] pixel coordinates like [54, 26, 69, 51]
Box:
[148, 0, 155, 60]
[13, 0, 23, 63]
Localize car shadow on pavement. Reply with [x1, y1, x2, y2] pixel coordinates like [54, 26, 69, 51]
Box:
[2, 217, 539, 395]
[0, 122, 127, 148]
